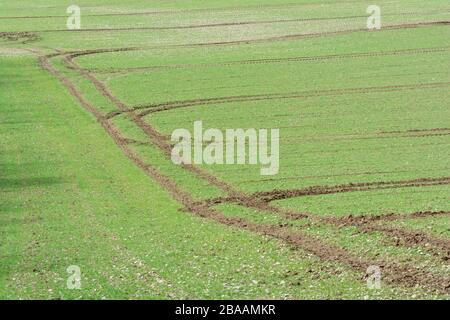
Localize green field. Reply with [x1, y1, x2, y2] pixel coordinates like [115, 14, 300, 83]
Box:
[1, 0, 449, 299]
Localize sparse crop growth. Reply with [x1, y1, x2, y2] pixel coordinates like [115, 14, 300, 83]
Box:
[0, 0, 449, 300]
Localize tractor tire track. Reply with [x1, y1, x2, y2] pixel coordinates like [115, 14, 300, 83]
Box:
[128, 82, 450, 118]
[324, 210, 450, 224]
[69, 47, 450, 265]
[90, 47, 450, 74]
[246, 176, 450, 202]
[323, 211, 450, 259]
[238, 167, 450, 185]
[54, 52, 450, 294]
[200, 174, 450, 259]
[65, 53, 239, 195]
[39, 53, 192, 298]
[69, 46, 450, 266]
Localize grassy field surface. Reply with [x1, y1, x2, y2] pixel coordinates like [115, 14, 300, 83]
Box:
[0, 0, 449, 299]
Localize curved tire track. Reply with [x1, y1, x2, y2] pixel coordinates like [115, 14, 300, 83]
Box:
[48, 50, 450, 294]
[127, 82, 450, 118]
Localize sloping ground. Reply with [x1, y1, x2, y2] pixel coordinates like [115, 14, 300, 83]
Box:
[1, 56, 403, 299]
[0, 0, 449, 299]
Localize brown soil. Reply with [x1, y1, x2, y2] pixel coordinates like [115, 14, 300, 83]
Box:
[73, 44, 450, 275]
[324, 211, 450, 256]
[325, 210, 450, 224]
[212, 176, 450, 203]
[65, 53, 240, 196]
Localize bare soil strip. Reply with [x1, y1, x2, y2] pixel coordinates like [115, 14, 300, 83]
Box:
[277, 128, 450, 143]
[383, 128, 450, 134]
[47, 51, 450, 294]
[199, 175, 450, 259]
[325, 210, 450, 224]
[322, 211, 450, 256]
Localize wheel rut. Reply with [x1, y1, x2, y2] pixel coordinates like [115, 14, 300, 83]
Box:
[38, 48, 450, 295]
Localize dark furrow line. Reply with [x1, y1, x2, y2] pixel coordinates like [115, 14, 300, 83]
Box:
[203, 178, 450, 207]
[323, 211, 450, 257]
[209, 182, 450, 260]
[120, 138, 153, 146]
[40, 51, 449, 293]
[0, 31, 40, 44]
[199, 175, 450, 258]
[324, 211, 450, 224]
[231, 130, 450, 145]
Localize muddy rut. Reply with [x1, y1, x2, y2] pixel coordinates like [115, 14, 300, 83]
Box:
[36, 48, 450, 294]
